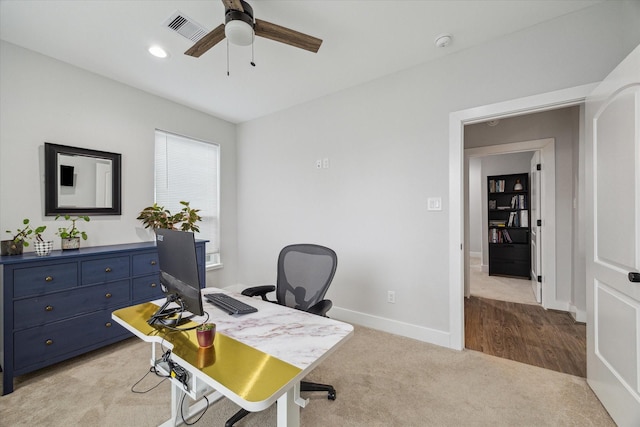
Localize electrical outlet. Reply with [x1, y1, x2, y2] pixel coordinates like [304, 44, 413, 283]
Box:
[322, 158, 330, 169]
[387, 291, 396, 304]
[316, 159, 322, 169]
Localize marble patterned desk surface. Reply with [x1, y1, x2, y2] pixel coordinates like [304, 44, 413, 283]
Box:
[159, 287, 354, 371]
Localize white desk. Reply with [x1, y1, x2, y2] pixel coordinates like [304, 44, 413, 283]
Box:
[112, 287, 353, 427]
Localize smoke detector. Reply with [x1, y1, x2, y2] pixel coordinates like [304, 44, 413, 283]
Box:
[434, 34, 452, 48]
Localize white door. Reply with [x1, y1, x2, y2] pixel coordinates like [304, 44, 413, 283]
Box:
[530, 151, 542, 303]
[585, 44, 640, 426]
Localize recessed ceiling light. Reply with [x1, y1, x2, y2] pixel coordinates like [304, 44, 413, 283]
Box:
[148, 45, 168, 58]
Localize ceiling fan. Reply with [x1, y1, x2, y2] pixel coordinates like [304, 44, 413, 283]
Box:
[185, 0, 323, 58]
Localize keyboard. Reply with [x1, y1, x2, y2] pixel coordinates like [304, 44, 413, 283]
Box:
[204, 293, 258, 315]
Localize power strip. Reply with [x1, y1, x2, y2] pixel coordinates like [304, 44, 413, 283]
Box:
[155, 350, 190, 389]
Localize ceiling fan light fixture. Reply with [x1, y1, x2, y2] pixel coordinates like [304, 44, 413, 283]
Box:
[225, 19, 254, 46]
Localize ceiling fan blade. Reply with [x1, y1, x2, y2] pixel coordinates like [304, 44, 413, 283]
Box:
[254, 19, 322, 53]
[184, 24, 226, 58]
[222, 0, 244, 12]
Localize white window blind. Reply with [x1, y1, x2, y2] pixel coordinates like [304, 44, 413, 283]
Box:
[155, 130, 220, 266]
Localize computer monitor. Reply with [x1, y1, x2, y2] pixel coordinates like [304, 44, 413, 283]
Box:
[147, 229, 204, 326]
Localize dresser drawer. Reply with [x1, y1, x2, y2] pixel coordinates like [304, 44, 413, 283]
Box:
[132, 252, 160, 276]
[81, 256, 130, 285]
[13, 263, 78, 298]
[14, 310, 129, 371]
[132, 273, 163, 302]
[14, 279, 130, 330]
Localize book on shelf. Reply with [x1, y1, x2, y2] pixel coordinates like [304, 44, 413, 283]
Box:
[520, 210, 529, 227]
[489, 228, 513, 243]
[510, 194, 527, 209]
[489, 179, 506, 193]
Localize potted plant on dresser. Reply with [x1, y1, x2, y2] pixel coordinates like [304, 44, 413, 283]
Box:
[32, 226, 53, 256]
[55, 215, 90, 250]
[2, 218, 47, 256]
[137, 201, 201, 232]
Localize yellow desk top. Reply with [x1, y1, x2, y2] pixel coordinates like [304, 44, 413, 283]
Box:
[112, 303, 302, 404]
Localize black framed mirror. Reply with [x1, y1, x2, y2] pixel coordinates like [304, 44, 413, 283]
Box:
[44, 143, 122, 216]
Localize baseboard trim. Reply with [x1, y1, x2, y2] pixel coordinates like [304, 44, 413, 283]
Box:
[222, 285, 452, 348]
[330, 306, 451, 348]
[569, 304, 587, 323]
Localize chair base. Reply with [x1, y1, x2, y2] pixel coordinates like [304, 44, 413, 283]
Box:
[225, 408, 250, 427]
[225, 381, 336, 426]
[301, 380, 336, 400]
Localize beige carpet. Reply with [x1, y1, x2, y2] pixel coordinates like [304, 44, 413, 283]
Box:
[0, 325, 613, 426]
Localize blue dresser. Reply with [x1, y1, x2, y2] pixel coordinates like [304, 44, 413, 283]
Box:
[0, 241, 206, 395]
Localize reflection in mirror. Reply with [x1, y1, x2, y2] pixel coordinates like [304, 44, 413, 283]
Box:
[45, 143, 121, 216]
[57, 153, 113, 208]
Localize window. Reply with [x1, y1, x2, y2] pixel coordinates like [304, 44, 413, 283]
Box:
[155, 130, 220, 267]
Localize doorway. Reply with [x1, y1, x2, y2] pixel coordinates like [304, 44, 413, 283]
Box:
[447, 83, 597, 351]
[466, 150, 540, 307]
[459, 106, 587, 376]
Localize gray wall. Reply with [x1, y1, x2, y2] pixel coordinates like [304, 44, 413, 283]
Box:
[468, 158, 482, 254]
[0, 41, 239, 287]
[235, 1, 639, 343]
[1, 1, 638, 345]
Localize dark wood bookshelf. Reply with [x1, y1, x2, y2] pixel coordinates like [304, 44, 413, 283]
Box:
[487, 172, 531, 278]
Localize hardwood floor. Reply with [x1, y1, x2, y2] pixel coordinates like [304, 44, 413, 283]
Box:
[465, 296, 586, 377]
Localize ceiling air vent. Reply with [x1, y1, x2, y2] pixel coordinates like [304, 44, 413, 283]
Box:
[163, 11, 208, 42]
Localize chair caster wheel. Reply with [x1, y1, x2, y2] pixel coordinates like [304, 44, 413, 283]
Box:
[328, 391, 336, 400]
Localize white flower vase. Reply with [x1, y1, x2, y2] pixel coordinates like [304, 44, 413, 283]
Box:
[34, 240, 54, 256]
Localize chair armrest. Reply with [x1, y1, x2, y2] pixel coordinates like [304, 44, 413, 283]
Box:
[307, 299, 332, 317]
[241, 285, 276, 301]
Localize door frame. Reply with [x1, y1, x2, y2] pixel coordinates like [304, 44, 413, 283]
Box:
[464, 138, 555, 308]
[448, 83, 598, 350]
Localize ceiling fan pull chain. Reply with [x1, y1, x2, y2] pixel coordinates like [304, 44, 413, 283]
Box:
[251, 39, 256, 67]
[227, 38, 230, 76]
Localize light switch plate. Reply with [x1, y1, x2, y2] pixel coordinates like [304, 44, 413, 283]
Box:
[428, 197, 442, 211]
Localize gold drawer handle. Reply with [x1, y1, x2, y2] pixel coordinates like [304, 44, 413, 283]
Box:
[150, 283, 157, 288]
[105, 267, 112, 273]
[45, 305, 53, 312]
[105, 322, 112, 328]
[105, 293, 112, 298]
[45, 339, 53, 345]
[150, 260, 157, 265]
[45, 276, 53, 282]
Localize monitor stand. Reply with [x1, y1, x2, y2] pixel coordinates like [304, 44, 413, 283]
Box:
[147, 295, 193, 327]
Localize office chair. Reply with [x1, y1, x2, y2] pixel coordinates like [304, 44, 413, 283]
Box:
[225, 244, 338, 427]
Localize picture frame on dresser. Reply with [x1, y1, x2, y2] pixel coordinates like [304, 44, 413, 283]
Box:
[0, 240, 207, 395]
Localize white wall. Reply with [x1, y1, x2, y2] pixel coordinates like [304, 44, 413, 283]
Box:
[235, 1, 640, 344]
[467, 158, 482, 254]
[0, 41, 239, 287]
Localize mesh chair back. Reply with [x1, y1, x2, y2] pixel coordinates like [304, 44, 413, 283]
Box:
[275, 244, 338, 311]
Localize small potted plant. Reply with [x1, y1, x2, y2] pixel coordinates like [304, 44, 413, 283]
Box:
[195, 322, 216, 348]
[55, 215, 90, 250]
[2, 219, 33, 256]
[137, 201, 202, 232]
[32, 225, 53, 256]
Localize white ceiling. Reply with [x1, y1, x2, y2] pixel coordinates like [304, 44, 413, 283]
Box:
[0, 0, 604, 123]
